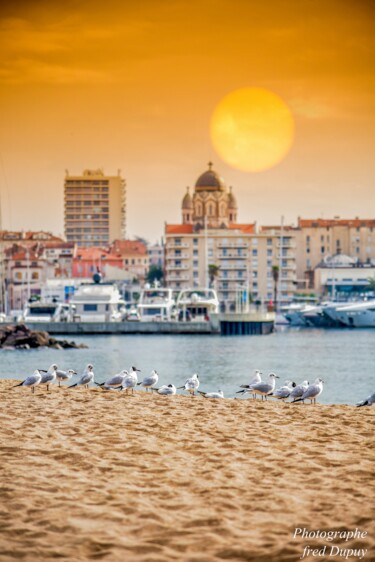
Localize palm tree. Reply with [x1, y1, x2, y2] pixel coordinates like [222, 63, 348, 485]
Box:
[366, 277, 375, 291]
[208, 264, 220, 288]
[272, 265, 279, 309]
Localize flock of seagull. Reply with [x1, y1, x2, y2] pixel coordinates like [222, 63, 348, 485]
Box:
[12, 364, 375, 406]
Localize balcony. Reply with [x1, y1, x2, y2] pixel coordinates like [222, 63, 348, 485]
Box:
[165, 264, 189, 270]
[166, 242, 190, 249]
[167, 274, 190, 281]
[217, 241, 248, 248]
[165, 253, 190, 260]
[219, 263, 247, 270]
[217, 252, 248, 259]
[277, 240, 296, 249]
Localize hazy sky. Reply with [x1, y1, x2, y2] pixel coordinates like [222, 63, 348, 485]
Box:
[0, 0, 374, 242]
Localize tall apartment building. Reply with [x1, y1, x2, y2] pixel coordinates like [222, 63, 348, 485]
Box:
[295, 218, 375, 288]
[64, 169, 126, 247]
[165, 164, 297, 308]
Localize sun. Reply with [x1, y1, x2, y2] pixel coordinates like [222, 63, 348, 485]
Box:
[210, 87, 294, 173]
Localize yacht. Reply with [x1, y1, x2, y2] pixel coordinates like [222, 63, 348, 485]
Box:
[137, 288, 175, 321]
[176, 288, 219, 321]
[70, 283, 125, 322]
[20, 301, 72, 323]
[324, 300, 375, 328]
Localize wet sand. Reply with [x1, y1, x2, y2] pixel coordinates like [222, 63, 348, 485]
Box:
[0, 380, 374, 561]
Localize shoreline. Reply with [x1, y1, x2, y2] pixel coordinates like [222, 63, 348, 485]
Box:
[0, 380, 374, 561]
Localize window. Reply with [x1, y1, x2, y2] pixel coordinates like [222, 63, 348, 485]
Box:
[193, 238, 198, 245]
[267, 249, 272, 256]
[193, 271, 198, 278]
[321, 246, 325, 253]
[193, 250, 198, 256]
[267, 238, 272, 246]
[193, 260, 198, 268]
[252, 238, 258, 246]
[252, 271, 258, 278]
[175, 238, 181, 246]
[306, 236, 310, 243]
[83, 304, 98, 311]
[31, 272, 39, 280]
[252, 249, 258, 256]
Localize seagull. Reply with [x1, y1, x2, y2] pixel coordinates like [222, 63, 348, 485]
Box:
[242, 373, 280, 400]
[270, 380, 296, 401]
[155, 384, 176, 396]
[178, 373, 199, 396]
[198, 389, 224, 399]
[13, 370, 42, 393]
[56, 369, 77, 387]
[290, 380, 309, 402]
[137, 370, 158, 392]
[95, 370, 128, 390]
[121, 366, 140, 394]
[357, 391, 375, 407]
[293, 378, 324, 404]
[40, 364, 58, 391]
[237, 370, 262, 398]
[69, 364, 94, 389]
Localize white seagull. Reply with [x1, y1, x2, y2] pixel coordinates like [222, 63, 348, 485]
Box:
[56, 369, 77, 387]
[198, 389, 224, 399]
[293, 378, 324, 404]
[271, 380, 296, 401]
[137, 370, 159, 392]
[155, 384, 176, 396]
[95, 370, 128, 390]
[178, 373, 199, 396]
[243, 373, 280, 400]
[121, 366, 141, 394]
[69, 364, 95, 389]
[40, 364, 58, 391]
[237, 370, 262, 397]
[357, 391, 375, 407]
[13, 370, 42, 394]
[290, 380, 309, 402]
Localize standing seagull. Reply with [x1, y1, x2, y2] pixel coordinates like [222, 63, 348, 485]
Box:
[121, 366, 140, 394]
[198, 389, 224, 399]
[357, 391, 375, 407]
[270, 380, 296, 401]
[56, 369, 77, 387]
[155, 384, 176, 396]
[137, 370, 159, 392]
[40, 364, 58, 391]
[293, 378, 324, 404]
[237, 370, 262, 398]
[95, 370, 128, 390]
[290, 380, 309, 402]
[13, 370, 42, 394]
[69, 364, 94, 389]
[178, 373, 199, 396]
[242, 373, 280, 400]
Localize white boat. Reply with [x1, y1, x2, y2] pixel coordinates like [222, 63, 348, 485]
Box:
[70, 283, 125, 322]
[137, 288, 175, 321]
[176, 288, 219, 321]
[325, 300, 375, 328]
[20, 301, 72, 322]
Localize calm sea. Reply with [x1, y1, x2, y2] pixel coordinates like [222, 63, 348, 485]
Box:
[1, 328, 374, 405]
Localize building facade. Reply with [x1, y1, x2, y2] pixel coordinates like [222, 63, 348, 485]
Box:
[295, 218, 375, 289]
[165, 164, 297, 308]
[64, 169, 126, 247]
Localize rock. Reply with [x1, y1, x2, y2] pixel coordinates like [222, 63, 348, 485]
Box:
[0, 324, 88, 350]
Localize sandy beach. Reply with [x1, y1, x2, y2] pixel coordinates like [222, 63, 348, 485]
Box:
[0, 379, 373, 562]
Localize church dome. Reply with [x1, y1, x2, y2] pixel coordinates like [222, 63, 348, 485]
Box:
[182, 187, 193, 209]
[227, 187, 237, 209]
[195, 162, 225, 192]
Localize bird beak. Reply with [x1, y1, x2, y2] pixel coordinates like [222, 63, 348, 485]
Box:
[73, 371, 77, 375]
[275, 375, 280, 378]
[39, 369, 47, 373]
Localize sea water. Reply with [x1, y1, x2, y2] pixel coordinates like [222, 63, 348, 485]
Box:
[1, 328, 373, 405]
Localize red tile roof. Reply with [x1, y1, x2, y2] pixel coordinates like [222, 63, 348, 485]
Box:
[165, 224, 194, 234]
[228, 223, 256, 234]
[110, 240, 148, 256]
[74, 247, 122, 262]
[298, 218, 375, 228]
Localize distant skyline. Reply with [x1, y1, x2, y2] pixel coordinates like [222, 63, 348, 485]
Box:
[0, 0, 374, 243]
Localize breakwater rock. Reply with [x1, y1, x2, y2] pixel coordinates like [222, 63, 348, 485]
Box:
[0, 324, 88, 350]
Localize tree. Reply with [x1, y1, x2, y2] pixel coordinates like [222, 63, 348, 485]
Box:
[208, 264, 220, 288]
[146, 265, 164, 285]
[366, 277, 375, 291]
[272, 265, 279, 308]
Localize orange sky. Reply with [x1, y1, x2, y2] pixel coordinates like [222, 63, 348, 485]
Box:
[0, 0, 374, 242]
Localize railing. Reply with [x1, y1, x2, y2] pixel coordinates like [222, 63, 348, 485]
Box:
[165, 253, 190, 260]
[165, 264, 189, 270]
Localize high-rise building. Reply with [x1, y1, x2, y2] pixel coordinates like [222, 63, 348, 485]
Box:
[64, 169, 126, 247]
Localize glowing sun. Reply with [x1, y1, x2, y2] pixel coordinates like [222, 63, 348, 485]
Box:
[210, 87, 294, 173]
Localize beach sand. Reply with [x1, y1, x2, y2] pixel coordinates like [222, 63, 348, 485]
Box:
[0, 379, 373, 562]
